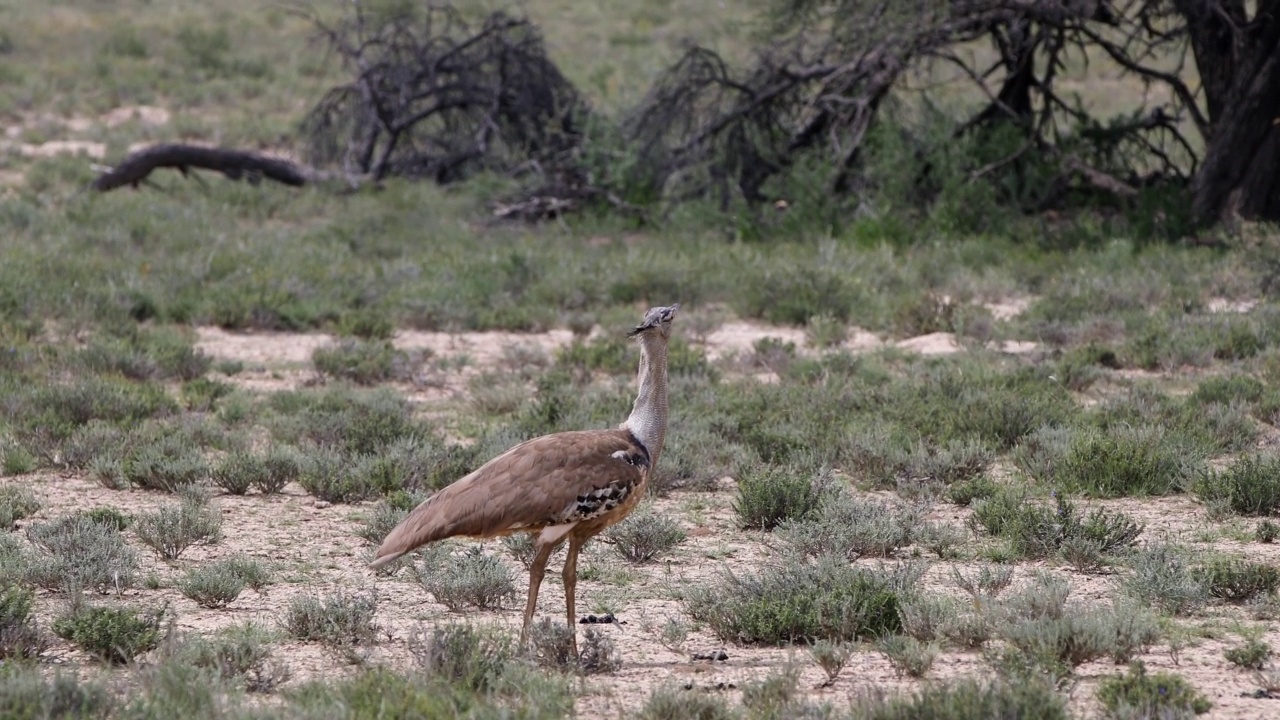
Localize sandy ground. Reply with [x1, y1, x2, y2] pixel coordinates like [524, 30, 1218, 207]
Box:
[6, 307, 1278, 719]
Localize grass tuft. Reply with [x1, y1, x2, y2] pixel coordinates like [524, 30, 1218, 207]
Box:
[0, 484, 40, 530]
[25, 514, 137, 593]
[1195, 453, 1280, 516]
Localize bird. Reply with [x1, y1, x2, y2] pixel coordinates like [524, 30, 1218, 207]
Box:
[370, 303, 679, 654]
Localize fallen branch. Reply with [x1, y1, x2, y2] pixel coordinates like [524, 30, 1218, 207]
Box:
[92, 144, 317, 192]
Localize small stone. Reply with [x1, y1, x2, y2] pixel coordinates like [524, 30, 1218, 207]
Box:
[313, 500, 331, 509]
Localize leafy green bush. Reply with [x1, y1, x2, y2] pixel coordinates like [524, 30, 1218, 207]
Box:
[179, 557, 273, 609]
[733, 465, 824, 531]
[683, 555, 903, 645]
[0, 665, 112, 720]
[1053, 425, 1198, 497]
[1225, 637, 1271, 670]
[52, 604, 165, 664]
[844, 678, 1068, 720]
[167, 623, 289, 692]
[1096, 662, 1210, 718]
[410, 623, 512, 692]
[297, 447, 377, 503]
[1195, 453, 1280, 516]
[970, 490, 1141, 565]
[1195, 556, 1280, 603]
[211, 451, 268, 495]
[312, 338, 417, 385]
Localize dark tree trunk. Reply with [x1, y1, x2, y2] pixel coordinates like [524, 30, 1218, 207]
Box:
[1179, 0, 1280, 224]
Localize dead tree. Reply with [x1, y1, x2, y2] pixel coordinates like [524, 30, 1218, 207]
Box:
[299, 3, 586, 184]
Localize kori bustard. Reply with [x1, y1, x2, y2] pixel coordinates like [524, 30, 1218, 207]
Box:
[370, 304, 679, 653]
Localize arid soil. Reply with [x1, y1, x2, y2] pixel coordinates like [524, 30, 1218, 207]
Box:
[11, 312, 1280, 719]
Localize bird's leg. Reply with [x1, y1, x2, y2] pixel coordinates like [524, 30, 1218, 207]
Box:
[520, 541, 555, 649]
[562, 536, 584, 658]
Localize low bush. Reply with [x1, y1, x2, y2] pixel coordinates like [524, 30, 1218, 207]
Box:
[52, 604, 166, 664]
[1195, 453, 1280, 516]
[282, 590, 378, 646]
[0, 485, 40, 530]
[415, 548, 517, 611]
[0, 586, 47, 660]
[682, 555, 903, 645]
[776, 490, 916, 559]
[732, 464, 824, 531]
[1096, 661, 1210, 718]
[1195, 556, 1280, 603]
[133, 491, 222, 560]
[24, 514, 137, 593]
[603, 509, 686, 563]
[1124, 544, 1209, 616]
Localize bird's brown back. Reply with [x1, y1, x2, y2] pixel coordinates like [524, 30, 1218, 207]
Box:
[370, 428, 650, 568]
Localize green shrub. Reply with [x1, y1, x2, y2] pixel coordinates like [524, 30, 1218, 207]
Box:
[1195, 556, 1280, 603]
[133, 491, 223, 560]
[256, 446, 300, 494]
[52, 604, 165, 664]
[1053, 425, 1197, 497]
[410, 623, 512, 692]
[876, 634, 937, 678]
[211, 451, 268, 495]
[844, 678, 1068, 720]
[947, 475, 998, 506]
[970, 490, 1141, 564]
[638, 687, 735, 720]
[122, 444, 209, 493]
[270, 387, 421, 455]
[683, 555, 903, 645]
[1096, 662, 1210, 718]
[179, 563, 248, 609]
[0, 485, 40, 530]
[415, 548, 516, 611]
[297, 447, 377, 503]
[733, 465, 824, 531]
[1258, 519, 1280, 543]
[0, 586, 46, 660]
[604, 509, 686, 563]
[79, 507, 130, 532]
[776, 490, 916, 559]
[0, 665, 112, 720]
[809, 639, 852, 685]
[283, 590, 378, 646]
[1, 444, 35, 476]
[1195, 453, 1280, 516]
[24, 514, 137, 593]
[168, 622, 289, 692]
[312, 338, 417, 385]
[1225, 637, 1271, 670]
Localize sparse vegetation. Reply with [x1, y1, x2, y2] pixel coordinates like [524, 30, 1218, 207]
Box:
[6, 0, 1280, 715]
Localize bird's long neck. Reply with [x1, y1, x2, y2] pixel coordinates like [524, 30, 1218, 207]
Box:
[623, 334, 670, 468]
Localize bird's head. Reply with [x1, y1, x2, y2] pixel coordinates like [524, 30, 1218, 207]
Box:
[628, 303, 680, 340]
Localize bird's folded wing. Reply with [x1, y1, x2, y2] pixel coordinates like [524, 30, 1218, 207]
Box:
[371, 429, 648, 566]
